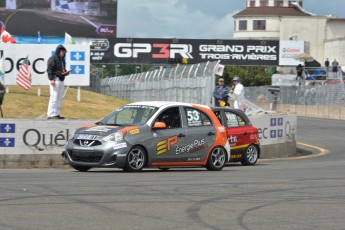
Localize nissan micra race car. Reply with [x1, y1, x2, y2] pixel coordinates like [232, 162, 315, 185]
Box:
[212, 108, 260, 165]
[62, 102, 231, 172]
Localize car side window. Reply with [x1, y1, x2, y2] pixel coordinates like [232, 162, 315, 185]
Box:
[185, 108, 212, 127]
[225, 112, 246, 127]
[155, 107, 181, 129]
[213, 111, 223, 124]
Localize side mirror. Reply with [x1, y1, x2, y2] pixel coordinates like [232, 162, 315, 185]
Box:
[153, 122, 167, 129]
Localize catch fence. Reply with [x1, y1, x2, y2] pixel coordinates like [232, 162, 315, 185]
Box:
[90, 62, 219, 105]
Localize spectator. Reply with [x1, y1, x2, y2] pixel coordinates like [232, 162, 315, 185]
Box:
[213, 78, 230, 107]
[296, 63, 304, 82]
[231, 77, 245, 110]
[47, 45, 69, 119]
[325, 58, 330, 68]
[332, 59, 339, 78]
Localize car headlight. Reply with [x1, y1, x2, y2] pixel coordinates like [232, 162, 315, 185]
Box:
[103, 132, 124, 142]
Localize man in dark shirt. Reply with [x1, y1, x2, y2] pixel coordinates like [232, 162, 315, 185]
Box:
[47, 45, 69, 119]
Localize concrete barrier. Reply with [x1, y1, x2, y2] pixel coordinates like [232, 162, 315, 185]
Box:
[0, 114, 297, 168]
[248, 113, 297, 159]
[276, 104, 345, 120]
[0, 119, 94, 169]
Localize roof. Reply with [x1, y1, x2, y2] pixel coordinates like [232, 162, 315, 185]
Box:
[129, 101, 193, 108]
[129, 101, 211, 110]
[233, 7, 311, 17]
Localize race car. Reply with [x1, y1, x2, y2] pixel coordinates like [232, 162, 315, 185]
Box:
[211, 107, 260, 165]
[62, 102, 231, 172]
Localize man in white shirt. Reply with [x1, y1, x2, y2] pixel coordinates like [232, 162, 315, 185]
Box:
[231, 77, 245, 110]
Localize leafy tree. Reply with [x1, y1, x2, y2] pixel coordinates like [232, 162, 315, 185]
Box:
[218, 66, 273, 86]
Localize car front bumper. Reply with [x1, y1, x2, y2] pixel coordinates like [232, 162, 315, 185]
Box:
[62, 140, 131, 168]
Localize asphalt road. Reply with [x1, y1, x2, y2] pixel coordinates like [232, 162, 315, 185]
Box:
[0, 9, 99, 37]
[0, 117, 344, 230]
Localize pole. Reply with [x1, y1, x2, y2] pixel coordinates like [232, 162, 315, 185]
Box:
[38, 86, 41, 96]
[77, 86, 81, 102]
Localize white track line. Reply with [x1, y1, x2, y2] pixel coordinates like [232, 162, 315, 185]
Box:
[80, 16, 98, 29]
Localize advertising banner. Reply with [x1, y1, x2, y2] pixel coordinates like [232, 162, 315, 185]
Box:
[272, 74, 299, 86]
[0, 44, 90, 86]
[90, 38, 280, 66]
[250, 114, 297, 146]
[279, 40, 305, 66]
[0, 119, 93, 155]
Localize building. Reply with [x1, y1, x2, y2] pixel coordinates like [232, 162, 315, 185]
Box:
[233, 0, 345, 68]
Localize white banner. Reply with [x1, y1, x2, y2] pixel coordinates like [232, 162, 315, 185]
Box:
[279, 40, 305, 66]
[0, 44, 90, 86]
[249, 114, 297, 145]
[272, 74, 299, 86]
[0, 119, 94, 155]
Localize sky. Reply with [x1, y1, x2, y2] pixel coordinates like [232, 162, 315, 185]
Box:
[117, 0, 345, 39]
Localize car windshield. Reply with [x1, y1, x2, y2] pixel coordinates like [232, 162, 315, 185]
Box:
[99, 105, 159, 126]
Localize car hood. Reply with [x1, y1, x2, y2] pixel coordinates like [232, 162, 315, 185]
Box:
[75, 125, 128, 137]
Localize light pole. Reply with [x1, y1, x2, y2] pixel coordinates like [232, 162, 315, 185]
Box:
[135, 66, 140, 74]
[115, 64, 120, 77]
[102, 65, 106, 78]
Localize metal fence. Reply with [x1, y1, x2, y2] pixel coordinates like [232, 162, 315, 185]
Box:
[89, 62, 345, 108]
[90, 61, 220, 105]
[245, 70, 345, 107]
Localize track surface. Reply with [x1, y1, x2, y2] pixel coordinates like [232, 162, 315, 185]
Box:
[0, 117, 344, 230]
[0, 9, 100, 37]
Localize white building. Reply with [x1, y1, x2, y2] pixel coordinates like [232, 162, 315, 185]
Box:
[233, 0, 345, 67]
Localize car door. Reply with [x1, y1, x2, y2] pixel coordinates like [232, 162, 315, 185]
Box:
[223, 111, 250, 159]
[150, 106, 188, 164]
[180, 106, 216, 163]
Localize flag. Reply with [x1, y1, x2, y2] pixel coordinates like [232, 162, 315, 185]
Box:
[38, 31, 42, 44]
[0, 56, 4, 85]
[1, 28, 16, 44]
[65, 32, 75, 44]
[16, 57, 31, 90]
[215, 64, 225, 76]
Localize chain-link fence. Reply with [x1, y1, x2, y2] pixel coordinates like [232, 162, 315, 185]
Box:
[245, 70, 345, 107]
[90, 61, 220, 105]
[89, 62, 345, 108]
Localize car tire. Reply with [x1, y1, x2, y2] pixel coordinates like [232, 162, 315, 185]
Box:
[123, 146, 147, 172]
[206, 147, 226, 171]
[241, 144, 259, 166]
[71, 165, 92, 172]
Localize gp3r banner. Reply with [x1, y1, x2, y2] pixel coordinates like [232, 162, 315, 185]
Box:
[91, 38, 280, 66]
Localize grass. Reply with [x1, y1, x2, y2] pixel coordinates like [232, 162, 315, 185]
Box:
[1, 86, 130, 120]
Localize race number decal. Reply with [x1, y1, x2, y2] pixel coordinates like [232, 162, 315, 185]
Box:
[185, 108, 202, 126]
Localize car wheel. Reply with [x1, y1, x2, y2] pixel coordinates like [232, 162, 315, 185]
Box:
[206, 147, 226, 171]
[71, 165, 92, 172]
[123, 146, 147, 172]
[241, 144, 259, 166]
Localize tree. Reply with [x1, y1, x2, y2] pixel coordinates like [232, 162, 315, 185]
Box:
[219, 66, 273, 86]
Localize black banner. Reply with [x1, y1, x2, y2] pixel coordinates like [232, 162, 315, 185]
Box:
[90, 38, 280, 66]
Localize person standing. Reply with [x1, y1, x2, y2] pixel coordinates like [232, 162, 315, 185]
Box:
[325, 58, 330, 68]
[47, 45, 69, 119]
[296, 63, 304, 82]
[332, 59, 339, 78]
[213, 78, 230, 107]
[231, 77, 245, 110]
